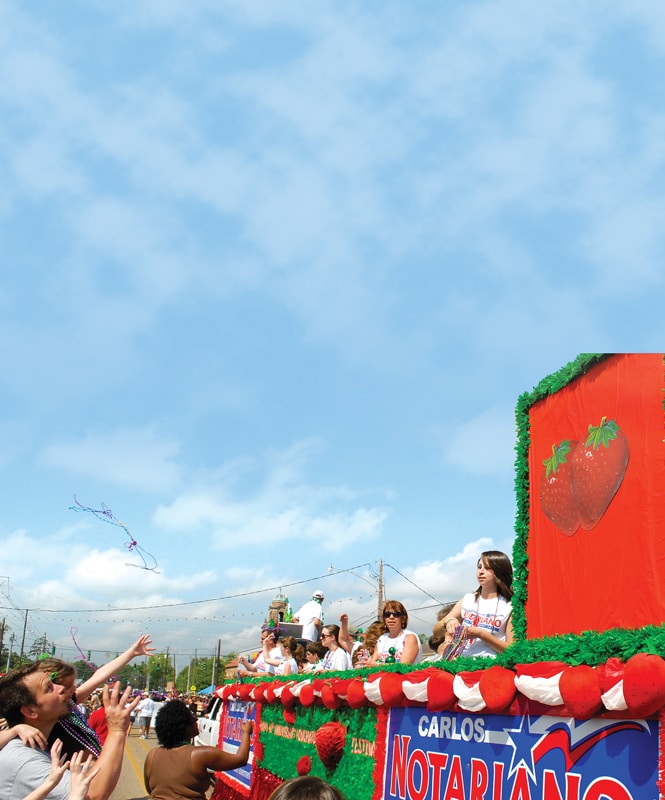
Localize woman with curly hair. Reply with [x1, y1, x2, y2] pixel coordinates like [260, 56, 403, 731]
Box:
[268, 776, 347, 800]
[144, 700, 253, 800]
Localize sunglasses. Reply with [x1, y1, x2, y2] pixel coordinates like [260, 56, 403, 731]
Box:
[383, 610, 403, 618]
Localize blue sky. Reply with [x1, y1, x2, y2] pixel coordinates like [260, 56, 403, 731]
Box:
[1, 2, 664, 666]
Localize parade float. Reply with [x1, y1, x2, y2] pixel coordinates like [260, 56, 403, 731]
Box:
[211, 353, 665, 800]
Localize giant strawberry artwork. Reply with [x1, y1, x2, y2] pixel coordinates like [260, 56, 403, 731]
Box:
[539, 439, 582, 535]
[539, 417, 629, 535]
[314, 721, 346, 770]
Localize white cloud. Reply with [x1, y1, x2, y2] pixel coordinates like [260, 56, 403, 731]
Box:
[438, 407, 516, 477]
[40, 426, 181, 492]
[154, 439, 389, 550]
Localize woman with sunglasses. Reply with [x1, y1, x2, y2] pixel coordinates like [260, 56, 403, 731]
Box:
[319, 625, 352, 671]
[369, 601, 422, 665]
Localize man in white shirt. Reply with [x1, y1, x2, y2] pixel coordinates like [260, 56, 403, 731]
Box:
[136, 692, 156, 739]
[292, 590, 325, 642]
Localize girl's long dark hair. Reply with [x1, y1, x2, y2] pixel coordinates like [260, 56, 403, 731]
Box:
[474, 550, 513, 600]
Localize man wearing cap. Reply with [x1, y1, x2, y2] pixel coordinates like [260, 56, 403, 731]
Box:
[292, 590, 325, 642]
[136, 691, 155, 739]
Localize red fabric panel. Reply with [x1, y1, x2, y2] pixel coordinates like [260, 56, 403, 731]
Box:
[526, 354, 665, 638]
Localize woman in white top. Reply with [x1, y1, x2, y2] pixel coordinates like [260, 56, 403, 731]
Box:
[369, 601, 422, 666]
[440, 550, 514, 657]
[262, 635, 303, 676]
[319, 625, 351, 671]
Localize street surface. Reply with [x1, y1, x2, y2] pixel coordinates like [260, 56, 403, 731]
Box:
[109, 730, 155, 800]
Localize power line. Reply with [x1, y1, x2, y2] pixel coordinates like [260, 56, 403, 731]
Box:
[383, 562, 448, 606]
[0, 564, 377, 614]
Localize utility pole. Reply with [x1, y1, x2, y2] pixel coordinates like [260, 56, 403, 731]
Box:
[18, 609, 28, 663]
[211, 638, 221, 689]
[377, 560, 384, 619]
[5, 633, 15, 671]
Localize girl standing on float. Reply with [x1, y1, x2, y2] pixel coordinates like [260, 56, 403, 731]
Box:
[368, 601, 422, 665]
[440, 550, 513, 657]
[262, 636, 303, 676]
[319, 625, 351, 671]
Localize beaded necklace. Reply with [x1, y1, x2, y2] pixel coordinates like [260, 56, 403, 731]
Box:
[49, 704, 102, 759]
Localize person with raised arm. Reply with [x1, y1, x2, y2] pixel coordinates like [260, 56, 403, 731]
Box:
[0, 663, 139, 800]
[36, 634, 155, 759]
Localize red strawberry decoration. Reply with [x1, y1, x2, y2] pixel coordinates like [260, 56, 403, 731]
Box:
[315, 721, 346, 769]
[559, 665, 602, 719]
[320, 684, 341, 709]
[346, 679, 368, 709]
[623, 653, 665, 717]
[426, 670, 455, 712]
[570, 417, 629, 530]
[479, 665, 517, 713]
[539, 439, 581, 535]
[298, 684, 316, 707]
[296, 756, 311, 776]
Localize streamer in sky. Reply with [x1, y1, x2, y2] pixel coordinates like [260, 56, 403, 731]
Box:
[70, 495, 159, 572]
[70, 626, 98, 671]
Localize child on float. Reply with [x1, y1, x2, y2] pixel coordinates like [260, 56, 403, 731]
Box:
[319, 625, 351, 671]
[352, 621, 385, 667]
[301, 642, 326, 673]
[368, 601, 422, 666]
[262, 636, 303, 676]
[439, 550, 513, 657]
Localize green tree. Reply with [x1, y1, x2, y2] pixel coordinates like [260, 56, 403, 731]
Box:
[147, 652, 173, 691]
[72, 659, 95, 685]
[29, 634, 52, 659]
[174, 653, 237, 693]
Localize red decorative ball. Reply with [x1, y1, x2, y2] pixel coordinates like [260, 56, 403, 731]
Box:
[426, 670, 455, 712]
[623, 653, 665, 717]
[296, 756, 311, 776]
[320, 684, 341, 709]
[238, 684, 254, 700]
[265, 685, 278, 704]
[283, 707, 296, 725]
[559, 665, 602, 719]
[332, 678, 352, 698]
[379, 673, 405, 707]
[346, 679, 368, 709]
[315, 721, 346, 769]
[280, 686, 296, 707]
[299, 684, 317, 707]
[479, 666, 517, 713]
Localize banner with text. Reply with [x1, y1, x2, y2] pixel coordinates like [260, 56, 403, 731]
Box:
[383, 708, 658, 800]
[220, 699, 257, 791]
